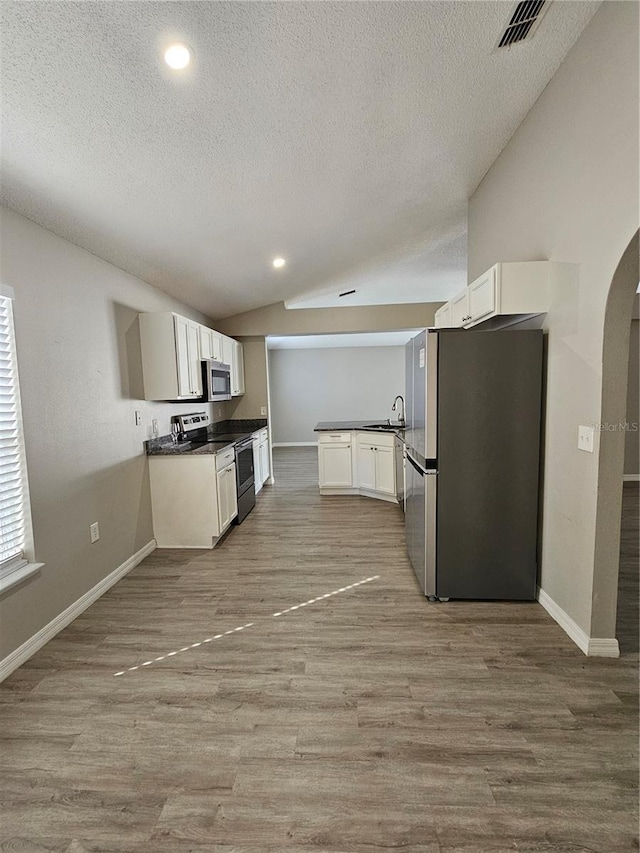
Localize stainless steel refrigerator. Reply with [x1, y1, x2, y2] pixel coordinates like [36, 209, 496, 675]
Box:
[404, 328, 543, 600]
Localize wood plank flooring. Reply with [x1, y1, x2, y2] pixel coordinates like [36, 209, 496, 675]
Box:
[1, 447, 638, 852]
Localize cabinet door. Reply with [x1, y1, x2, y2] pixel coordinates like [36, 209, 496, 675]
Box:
[233, 341, 245, 396]
[216, 467, 229, 531]
[217, 464, 238, 530]
[468, 267, 497, 323]
[253, 439, 262, 494]
[434, 303, 452, 328]
[221, 335, 234, 370]
[319, 444, 352, 487]
[174, 315, 193, 397]
[356, 444, 376, 491]
[199, 327, 222, 362]
[199, 326, 213, 360]
[375, 445, 395, 495]
[187, 322, 202, 396]
[226, 463, 238, 522]
[450, 290, 470, 327]
[259, 439, 269, 485]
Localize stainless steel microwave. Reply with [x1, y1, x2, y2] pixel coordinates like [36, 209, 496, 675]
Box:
[201, 360, 232, 401]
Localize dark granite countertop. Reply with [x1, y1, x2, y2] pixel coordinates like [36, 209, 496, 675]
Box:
[146, 418, 268, 457]
[314, 420, 406, 436]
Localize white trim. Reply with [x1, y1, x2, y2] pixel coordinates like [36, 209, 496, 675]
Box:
[0, 539, 156, 683]
[537, 587, 619, 658]
[0, 284, 15, 299]
[623, 474, 640, 482]
[0, 561, 44, 594]
[586, 638, 620, 657]
[272, 441, 317, 447]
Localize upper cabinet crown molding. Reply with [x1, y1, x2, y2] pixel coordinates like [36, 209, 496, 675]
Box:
[434, 261, 576, 330]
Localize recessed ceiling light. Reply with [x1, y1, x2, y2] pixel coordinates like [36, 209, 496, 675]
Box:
[163, 43, 192, 70]
[272, 257, 286, 269]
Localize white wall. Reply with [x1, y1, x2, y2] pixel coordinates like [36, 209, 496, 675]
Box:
[269, 346, 405, 443]
[0, 207, 225, 660]
[467, 2, 639, 641]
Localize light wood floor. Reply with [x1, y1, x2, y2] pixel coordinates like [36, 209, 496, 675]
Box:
[1, 448, 638, 852]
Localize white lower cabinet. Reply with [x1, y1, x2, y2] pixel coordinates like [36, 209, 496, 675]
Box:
[356, 435, 395, 496]
[252, 427, 270, 494]
[148, 450, 237, 549]
[259, 437, 270, 484]
[216, 462, 238, 531]
[318, 430, 396, 502]
[318, 433, 353, 488]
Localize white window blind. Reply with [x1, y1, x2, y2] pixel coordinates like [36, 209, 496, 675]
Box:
[0, 293, 27, 569]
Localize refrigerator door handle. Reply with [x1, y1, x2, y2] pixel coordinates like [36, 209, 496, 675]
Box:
[406, 452, 437, 476]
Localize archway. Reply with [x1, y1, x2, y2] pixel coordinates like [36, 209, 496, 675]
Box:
[591, 230, 639, 649]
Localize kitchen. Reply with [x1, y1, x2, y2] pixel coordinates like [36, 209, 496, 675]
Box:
[0, 2, 638, 851]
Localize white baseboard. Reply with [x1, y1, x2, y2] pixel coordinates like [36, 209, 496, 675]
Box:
[0, 539, 156, 683]
[537, 587, 619, 658]
[586, 638, 621, 657]
[623, 474, 640, 482]
[272, 442, 317, 447]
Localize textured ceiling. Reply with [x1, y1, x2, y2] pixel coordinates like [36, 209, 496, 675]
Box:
[0, 1, 599, 319]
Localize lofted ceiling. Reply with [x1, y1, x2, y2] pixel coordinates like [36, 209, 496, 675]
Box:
[0, 1, 599, 319]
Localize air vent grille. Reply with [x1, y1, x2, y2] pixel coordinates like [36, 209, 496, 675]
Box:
[497, 0, 548, 48]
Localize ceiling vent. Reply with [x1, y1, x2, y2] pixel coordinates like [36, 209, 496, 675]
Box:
[496, 0, 550, 49]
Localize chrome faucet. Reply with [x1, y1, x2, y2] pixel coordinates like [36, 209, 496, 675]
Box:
[391, 395, 405, 425]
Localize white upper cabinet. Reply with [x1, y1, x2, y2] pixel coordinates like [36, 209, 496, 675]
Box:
[434, 262, 575, 330]
[220, 335, 245, 397]
[450, 289, 471, 327]
[140, 312, 203, 400]
[232, 340, 245, 396]
[467, 267, 497, 324]
[434, 302, 453, 328]
[199, 326, 222, 362]
[139, 312, 242, 401]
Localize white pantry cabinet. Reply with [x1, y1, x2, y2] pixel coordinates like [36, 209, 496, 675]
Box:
[148, 452, 237, 548]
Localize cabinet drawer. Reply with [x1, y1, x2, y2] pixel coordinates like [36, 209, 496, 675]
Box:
[318, 431, 352, 443]
[258, 428, 268, 442]
[356, 431, 395, 448]
[215, 447, 235, 471]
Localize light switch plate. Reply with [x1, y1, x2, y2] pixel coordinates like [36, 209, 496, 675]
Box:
[260, 407, 267, 416]
[578, 425, 595, 453]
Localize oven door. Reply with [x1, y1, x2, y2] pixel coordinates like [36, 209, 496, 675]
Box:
[235, 439, 255, 496]
[202, 360, 231, 401]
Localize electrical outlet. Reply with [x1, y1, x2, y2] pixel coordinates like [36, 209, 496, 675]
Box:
[135, 410, 142, 426]
[260, 407, 267, 416]
[90, 522, 100, 543]
[152, 419, 159, 436]
[578, 425, 595, 453]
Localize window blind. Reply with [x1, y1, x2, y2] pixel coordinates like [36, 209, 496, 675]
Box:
[0, 294, 26, 568]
